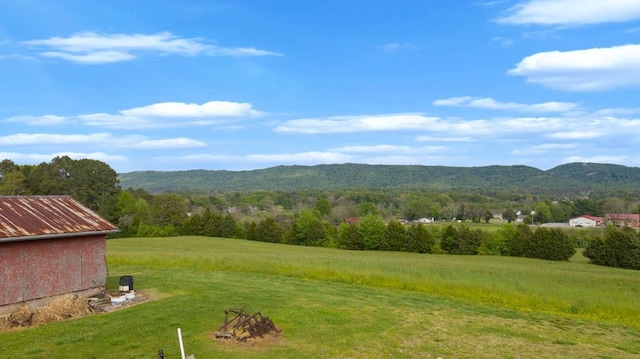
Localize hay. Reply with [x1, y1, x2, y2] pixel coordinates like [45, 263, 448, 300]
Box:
[0, 294, 92, 330]
[32, 294, 91, 325]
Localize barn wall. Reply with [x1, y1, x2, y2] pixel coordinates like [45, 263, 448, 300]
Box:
[0, 235, 106, 307]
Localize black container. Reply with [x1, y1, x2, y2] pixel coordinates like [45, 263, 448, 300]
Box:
[119, 275, 134, 291]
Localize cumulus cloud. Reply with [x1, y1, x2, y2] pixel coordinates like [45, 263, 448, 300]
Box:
[6, 100, 265, 130]
[497, 0, 640, 26]
[22, 31, 282, 64]
[508, 44, 640, 91]
[433, 96, 578, 112]
[121, 101, 264, 118]
[275, 114, 442, 134]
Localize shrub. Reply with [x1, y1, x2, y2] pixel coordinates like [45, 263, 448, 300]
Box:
[585, 226, 640, 269]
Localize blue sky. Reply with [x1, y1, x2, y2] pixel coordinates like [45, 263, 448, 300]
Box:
[1, 0, 640, 173]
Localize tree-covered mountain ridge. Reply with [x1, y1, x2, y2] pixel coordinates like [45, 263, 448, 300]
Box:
[117, 162, 640, 194]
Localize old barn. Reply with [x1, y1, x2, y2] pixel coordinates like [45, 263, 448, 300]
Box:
[0, 196, 118, 310]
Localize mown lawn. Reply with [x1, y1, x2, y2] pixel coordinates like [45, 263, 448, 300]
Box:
[1, 236, 639, 358]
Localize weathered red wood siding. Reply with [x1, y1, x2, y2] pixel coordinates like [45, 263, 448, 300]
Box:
[0, 235, 106, 306]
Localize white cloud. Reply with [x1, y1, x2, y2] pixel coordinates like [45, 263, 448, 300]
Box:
[39, 51, 136, 64]
[497, 0, 640, 26]
[0, 133, 112, 145]
[135, 138, 206, 149]
[594, 107, 640, 116]
[22, 31, 281, 64]
[500, 117, 565, 131]
[416, 136, 475, 142]
[275, 114, 442, 134]
[0, 132, 207, 150]
[508, 44, 640, 91]
[121, 101, 263, 118]
[549, 131, 602, 139]
[433, 96, 578, 112]
[380, 43, 418, 53]
[6, 100, 265, 130]
[5, 115, 67, 125]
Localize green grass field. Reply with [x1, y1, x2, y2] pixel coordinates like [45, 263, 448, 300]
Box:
[1, 236, 639, 358]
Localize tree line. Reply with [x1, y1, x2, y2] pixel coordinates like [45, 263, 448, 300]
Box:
[1, 157, 638, 269]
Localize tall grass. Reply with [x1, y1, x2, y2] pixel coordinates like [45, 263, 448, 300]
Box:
[107, 236, 640, 328]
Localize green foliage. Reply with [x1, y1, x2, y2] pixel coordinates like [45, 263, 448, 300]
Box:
[295, 209, 330, 246]
[440, 225, 481, 255]
[314, 196, 332, 217]
[149, 193, 187, 226]
[505, 224, 575, 261]
[477, 231, 508, 256]
[502, 209, 517, 223]
[584, 227, 640, 269]
[358, 214, 386, 250]
[507, 224, 533, 258]
[457, 226, 482, 255]
[16, 156, 121, 218]
[529, 228, 576, 261]
[404, 223, 435, 253]
[380, 220, 406, 251]
[0, 170, 28, 195]
[534, 201, 552, 223]
[358, 202, 378, 216]
[337, 222, 363, 250]
[255, 217, 284, 243]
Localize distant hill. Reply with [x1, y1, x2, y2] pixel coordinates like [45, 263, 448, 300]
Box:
[117, 162, 640, 194]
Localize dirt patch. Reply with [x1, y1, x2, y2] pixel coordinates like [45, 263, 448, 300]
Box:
[212, 332, 284, 348]
[211, 308, 283, 349]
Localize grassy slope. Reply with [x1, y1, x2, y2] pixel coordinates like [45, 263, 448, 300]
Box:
[1, 236, 639, 358]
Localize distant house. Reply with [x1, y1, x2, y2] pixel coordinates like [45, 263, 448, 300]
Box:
[0, 196, 118, 312]
[604, 213, 640, 229]
[569, 215, 603, 228]
[417, 217, 434, 223]
[345, 217, 360, 225]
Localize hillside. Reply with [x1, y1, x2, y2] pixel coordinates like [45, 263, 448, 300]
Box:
[117, 162, 640, 194]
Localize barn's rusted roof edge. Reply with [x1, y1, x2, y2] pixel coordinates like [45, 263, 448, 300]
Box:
[0, 195, 118, 239]
[0, 229, 120, 243]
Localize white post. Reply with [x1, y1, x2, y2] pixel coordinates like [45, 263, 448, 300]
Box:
[177, 328, 186, 359]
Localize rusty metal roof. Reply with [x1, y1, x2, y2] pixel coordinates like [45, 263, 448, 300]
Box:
[0, 196, 118, 241]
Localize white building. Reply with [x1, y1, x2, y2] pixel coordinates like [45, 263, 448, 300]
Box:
[569, 215, 602, 228]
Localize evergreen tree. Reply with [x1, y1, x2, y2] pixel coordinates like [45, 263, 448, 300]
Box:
[380, 220, 406, 251]
[404, 223, 434, 253]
